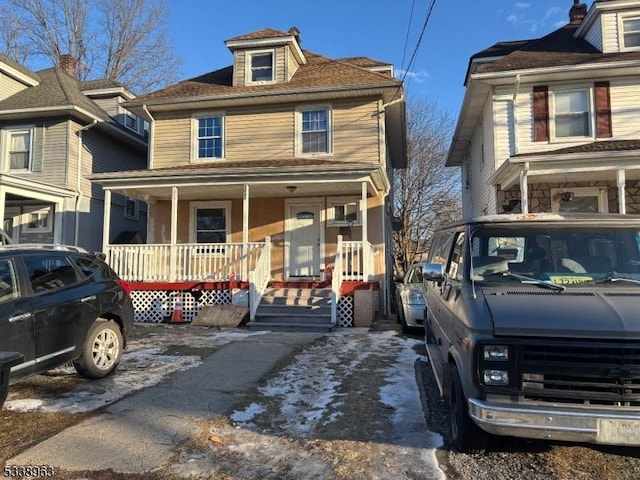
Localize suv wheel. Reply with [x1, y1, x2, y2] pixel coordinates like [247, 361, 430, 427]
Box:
[73, 319, 123, 378]
[450, 364, 489, 454]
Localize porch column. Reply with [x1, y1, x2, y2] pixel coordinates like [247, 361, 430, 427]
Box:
[170, 186, 178, 282]
[242, 184, 249, 281]
[617, 169, 626, 215]
[519, 163, 529, 214]
[102, 189, 111, 252]
[0, 186, 6, 238]
[361, 182, 369, 279]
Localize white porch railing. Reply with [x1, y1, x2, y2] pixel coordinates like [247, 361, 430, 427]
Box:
[105, 242, 266, 282]
[249, 236, 272, 321]
[331, 235, 375, 324]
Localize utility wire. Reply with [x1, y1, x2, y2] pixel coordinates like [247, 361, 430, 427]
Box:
[400, 0, 417, 73]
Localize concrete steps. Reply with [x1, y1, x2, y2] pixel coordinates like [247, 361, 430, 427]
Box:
[248, 286, 333, 332]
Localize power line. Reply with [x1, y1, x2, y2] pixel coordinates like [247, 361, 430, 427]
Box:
[400, 0, 417, 73]
[399, 0, 437, 86]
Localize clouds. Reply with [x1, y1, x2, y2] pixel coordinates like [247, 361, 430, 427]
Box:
[396, 68, 432, 84]
[505, 2, 566, 33]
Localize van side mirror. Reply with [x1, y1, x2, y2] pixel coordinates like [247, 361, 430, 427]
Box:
[423, 263, 444, 284]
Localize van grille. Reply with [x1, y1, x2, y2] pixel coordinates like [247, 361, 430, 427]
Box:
[519, 343, 640, 407]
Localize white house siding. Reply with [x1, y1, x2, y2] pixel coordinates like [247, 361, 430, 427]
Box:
[585, 14, 604, 52]
[0, 72, 27, 101]
[610, 79, 640, 138]
[602, 11, 620, 53]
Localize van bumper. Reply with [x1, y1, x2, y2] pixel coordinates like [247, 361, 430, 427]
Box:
[469, 398, 640, 446]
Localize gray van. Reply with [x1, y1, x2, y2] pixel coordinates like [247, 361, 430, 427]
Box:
[423, 213, 640, 453]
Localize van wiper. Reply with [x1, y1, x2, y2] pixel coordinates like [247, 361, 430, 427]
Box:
[597, 275, 640, 285]
[499, 271, 566, 291]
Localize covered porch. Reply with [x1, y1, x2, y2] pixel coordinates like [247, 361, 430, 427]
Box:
[92, 160, 390, 326]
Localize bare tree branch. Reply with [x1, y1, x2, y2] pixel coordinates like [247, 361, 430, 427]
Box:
[393, 97, 462, 275]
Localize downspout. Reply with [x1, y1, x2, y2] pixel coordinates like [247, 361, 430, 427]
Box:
[512, 74, 521, 155]
[75, 120, 98, 246]
[143, 104, 155, 242]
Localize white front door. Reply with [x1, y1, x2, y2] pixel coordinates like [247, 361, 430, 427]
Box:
[287, 203, 321, 278]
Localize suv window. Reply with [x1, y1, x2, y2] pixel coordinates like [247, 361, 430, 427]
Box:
[0, 259, 19, 302]
[25, 255, 79, 292]
[75, 256, 104, 280]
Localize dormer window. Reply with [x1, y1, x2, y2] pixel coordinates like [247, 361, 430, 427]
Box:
[124, 110, 138, 132]
[248, 51, 274, 83]
[622, 16, 640, 50]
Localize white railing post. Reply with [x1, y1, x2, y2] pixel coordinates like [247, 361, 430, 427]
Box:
[249, 237, 271, 321]
[331, 235, 343, 325]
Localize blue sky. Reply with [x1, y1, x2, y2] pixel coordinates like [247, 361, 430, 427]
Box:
[167, 0, 575, 117]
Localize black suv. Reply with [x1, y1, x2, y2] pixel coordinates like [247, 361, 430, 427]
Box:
[0, 244, 134, 408]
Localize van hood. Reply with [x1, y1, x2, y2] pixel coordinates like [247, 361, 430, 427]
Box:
[482, 287, 640, 339]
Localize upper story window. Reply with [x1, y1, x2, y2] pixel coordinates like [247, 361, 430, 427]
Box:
[551, 89, 590, 139]
[124, 110, 138, 132]
[5, 127, 33, 171]
[193, 115, 224, 160]
[248, 51, 274, 84]
[297, 107, 331, 156]
[622, 16, 640, 50]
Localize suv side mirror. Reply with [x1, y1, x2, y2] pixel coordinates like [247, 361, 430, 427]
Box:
[423, 263, 444, 284]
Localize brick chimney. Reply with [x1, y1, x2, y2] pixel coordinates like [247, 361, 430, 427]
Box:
[569, 0, 588, 24]
[59, 54, 77, 76]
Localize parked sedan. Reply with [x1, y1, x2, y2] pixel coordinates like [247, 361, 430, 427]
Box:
[0, 244, 134, 408]
[394, 263, 426, 332]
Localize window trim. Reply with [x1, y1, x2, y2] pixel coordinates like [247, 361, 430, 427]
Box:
[124, 196, 138, 220]
[123, 109, 139, 133]
[191, 113, 225, 162]
[246, 49, 275, 85]
[4, 126, 34, 172]
[21, 205, 53, 233]
[619, 13, 640, 51]
[550, 187, 609, 214]
[327, 197, 361, 226]
[549, 86, 594, 142]
[188, 200, 232, 244]
[296, 105, 332, 157]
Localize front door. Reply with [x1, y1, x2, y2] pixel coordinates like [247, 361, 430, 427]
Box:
[287, 203, 321, 278]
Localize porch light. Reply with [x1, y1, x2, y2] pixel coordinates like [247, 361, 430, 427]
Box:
[286, 185, 297, 193]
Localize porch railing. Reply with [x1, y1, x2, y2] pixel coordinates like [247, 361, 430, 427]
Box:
[331, 235, 375, 324]
[249, 236, 272, 321]
[105, 242, 266, 282]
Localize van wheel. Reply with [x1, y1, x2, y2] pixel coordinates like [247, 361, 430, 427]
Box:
[450, 365, 489, 454]
[73, 320, 123, 379]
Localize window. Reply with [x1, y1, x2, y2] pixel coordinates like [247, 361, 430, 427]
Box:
[22, 206, 53, 233]
[124, 196, 138, 220]
[552, 89, 590, 138]
[6, 128, 32, 171]
[622, 16, 640, 49]
[124, 110, 138, 132]
[25, 255, 78, 292]
[190, 201, 231, 250]
[195, 115, 224, 160]
[298, 108, 331, 155]
[448, 232, 466, 281]
[0, 259, 19, 302]
[551, 187, 608, 214]
[328, 198, 360, 225]
[248, 51, 274, 83]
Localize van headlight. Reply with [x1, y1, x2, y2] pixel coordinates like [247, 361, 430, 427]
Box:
[483, 345, 509, 361]
[483, 370, 509, 385]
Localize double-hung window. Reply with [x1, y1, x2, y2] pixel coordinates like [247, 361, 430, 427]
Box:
[6, 128, 33, 171]
[622, 16, 640, 50]
[190, 201, 231, 255]
[124, 196, 138, 220]
[248, 51, 274, 83]
[552, 89, 590, 139]
[195, 115, 224, 160]
[124, 110, 138, 132]
[298, 107, 331, 155]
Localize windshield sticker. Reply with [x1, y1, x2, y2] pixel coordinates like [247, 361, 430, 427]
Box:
[548, 275, 594, 285]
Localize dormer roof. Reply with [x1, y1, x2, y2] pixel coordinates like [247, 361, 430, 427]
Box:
[225, 27, 307, 66]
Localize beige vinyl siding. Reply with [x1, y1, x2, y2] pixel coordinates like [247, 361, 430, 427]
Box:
[585, 14, 604, 51]
[152, 99, 383, 168]
[233, 51, 247, 87]
[0, 72, 27, 101]
[602, 11, 620, 53]
[91, 97, 119, 118]
[286, 45, 299, 81]
[610, 79, 640, 138]
[232, 46, 286, 86]
[153, 114, 191, 169]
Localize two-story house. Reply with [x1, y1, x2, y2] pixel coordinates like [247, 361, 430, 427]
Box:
[448, 0, 640, 218]
[0, 54, 148, 249]
[92, 27, 407, 330]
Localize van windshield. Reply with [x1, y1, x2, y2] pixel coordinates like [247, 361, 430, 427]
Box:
[469, 225, 640, 287]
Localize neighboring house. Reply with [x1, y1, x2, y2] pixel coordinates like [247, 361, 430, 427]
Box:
[0, 54, 148, 250]
[91, 27, 407, 329]
[448, 0, 640, 218]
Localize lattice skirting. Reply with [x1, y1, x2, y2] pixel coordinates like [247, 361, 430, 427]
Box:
[131, 289, 356, 326]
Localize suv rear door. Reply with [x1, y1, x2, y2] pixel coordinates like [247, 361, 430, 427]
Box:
[0, 257, 36, 378]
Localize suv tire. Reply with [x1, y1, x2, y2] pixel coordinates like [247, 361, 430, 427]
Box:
[450, 364, 489, 454]
[73, 319, 123, 378]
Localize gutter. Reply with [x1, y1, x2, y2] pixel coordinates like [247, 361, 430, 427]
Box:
[142, 104, 155, 169]
[75, 120, 98, 246]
